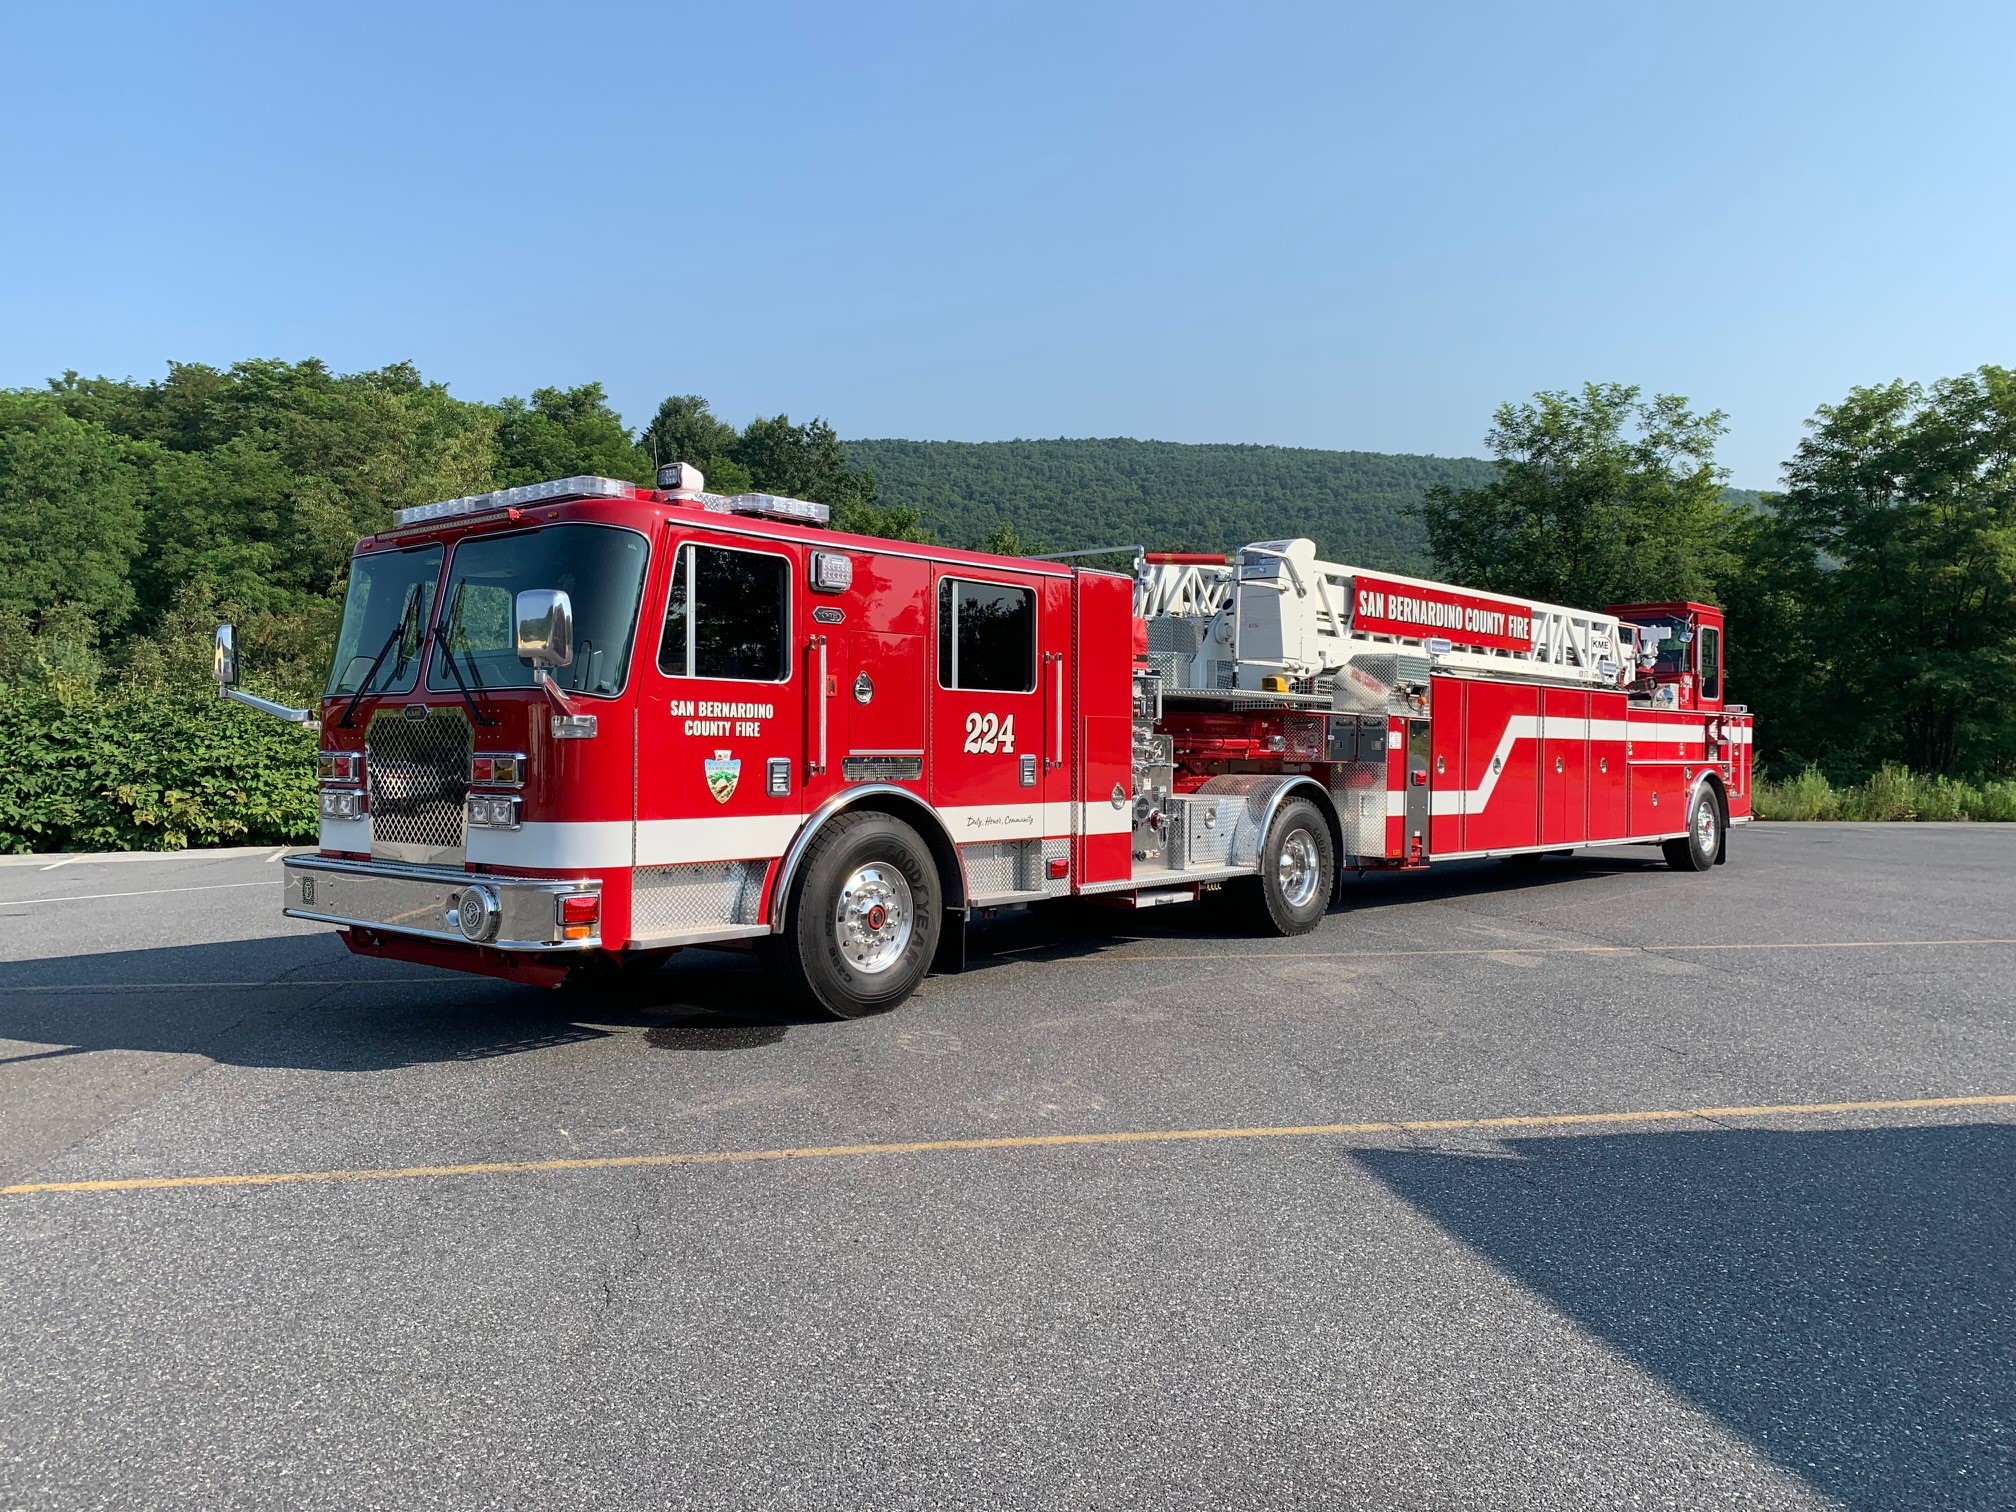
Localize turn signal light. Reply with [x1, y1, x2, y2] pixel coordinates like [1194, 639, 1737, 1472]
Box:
[317, 751, 361, 783]
[558, 892, 599, 940]
[470, 753, 523, 786]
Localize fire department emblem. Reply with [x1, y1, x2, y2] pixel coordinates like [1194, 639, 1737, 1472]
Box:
[704, 751, 741, 804]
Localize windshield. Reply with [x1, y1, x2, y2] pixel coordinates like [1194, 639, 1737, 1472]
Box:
[1629, 620, 1691, 675]
[327, 545, 442, 697]
[428, 524, 649, 698]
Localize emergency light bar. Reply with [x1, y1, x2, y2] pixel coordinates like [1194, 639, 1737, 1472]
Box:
[702, 491, 830, 526]
[392, 475, 633, 527]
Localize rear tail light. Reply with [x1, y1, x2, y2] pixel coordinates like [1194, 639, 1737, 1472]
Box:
[317, 751, 361, 783]
[558, 892, 599, 940]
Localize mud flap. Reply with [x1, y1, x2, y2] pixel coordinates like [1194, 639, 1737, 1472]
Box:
[932, 910, 969, 974]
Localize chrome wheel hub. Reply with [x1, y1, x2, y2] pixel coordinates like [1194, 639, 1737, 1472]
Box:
[1695, 797, 1719, 853]
[835, 863, 913, 975]
[1277, 828, 1321, 910]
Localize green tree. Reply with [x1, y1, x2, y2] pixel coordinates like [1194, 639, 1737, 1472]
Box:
[640, 393, 750, 491]
[1772, 367, 2016, 776]
[1417, 384, 1739, 609]
[494, 383, 649, 488]
[731, 413, 925, 540]
[0, 393, 145, 630]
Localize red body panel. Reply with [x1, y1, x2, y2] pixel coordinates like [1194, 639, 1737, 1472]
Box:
[1075, 572, 1136, 886]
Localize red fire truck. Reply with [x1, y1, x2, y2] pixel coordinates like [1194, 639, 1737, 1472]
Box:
[214, 466, 1751, 1017]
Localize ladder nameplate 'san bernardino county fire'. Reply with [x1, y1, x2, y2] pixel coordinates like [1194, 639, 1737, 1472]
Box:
[1348, 573, 1534, 654]
[239, 468, 1748, 1016]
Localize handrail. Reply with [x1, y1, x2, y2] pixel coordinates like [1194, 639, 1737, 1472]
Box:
[1050, 653, 1064, 768]
[811, 636, 828, 776]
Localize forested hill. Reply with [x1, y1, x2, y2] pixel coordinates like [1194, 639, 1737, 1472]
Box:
[845, 437, 1500, 569]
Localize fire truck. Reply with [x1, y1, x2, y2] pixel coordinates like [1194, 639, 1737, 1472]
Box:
[213, 466, 1751, 1017]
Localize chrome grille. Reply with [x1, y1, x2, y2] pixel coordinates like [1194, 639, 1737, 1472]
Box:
[367, 708, 472, 865]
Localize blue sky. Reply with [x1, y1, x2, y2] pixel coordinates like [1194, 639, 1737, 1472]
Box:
[2, 1, 2009, 487]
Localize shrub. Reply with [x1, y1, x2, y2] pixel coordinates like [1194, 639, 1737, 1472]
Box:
[1755, 764, 2016, 822]
[1753, 766, 1843, 821]
[0, 681, 315, 852]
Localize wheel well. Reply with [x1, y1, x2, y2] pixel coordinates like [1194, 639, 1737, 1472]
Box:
[769, 786, 967, 934]
[1694, 770, 1729, 825]
[1279, 777, 1344, 874]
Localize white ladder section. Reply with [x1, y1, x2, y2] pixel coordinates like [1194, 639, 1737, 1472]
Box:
[1136, 539, 1626, 690]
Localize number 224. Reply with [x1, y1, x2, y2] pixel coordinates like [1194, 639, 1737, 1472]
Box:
[962, 711, 1016, 754]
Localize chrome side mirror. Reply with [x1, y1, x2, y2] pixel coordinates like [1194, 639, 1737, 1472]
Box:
[212, 621, 313, 724]
[515, 589, 574, 669]
[214, 624, 239, 688]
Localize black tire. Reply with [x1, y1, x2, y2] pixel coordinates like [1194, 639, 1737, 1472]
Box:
[1215, 797, 1336, 936]
[1662, 785, 1720, 872]
[773, 811, 941, 1018]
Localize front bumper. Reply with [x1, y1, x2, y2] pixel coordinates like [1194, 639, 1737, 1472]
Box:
[282, 855, 601, 951]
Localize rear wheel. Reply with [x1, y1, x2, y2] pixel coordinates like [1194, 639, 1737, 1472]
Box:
[774, 811, 941, 1018]
[1211, 797, 1335, 936]
[1662, 785, 1720, 872]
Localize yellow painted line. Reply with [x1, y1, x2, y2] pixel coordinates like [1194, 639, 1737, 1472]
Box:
[8, 1093, 2013, 1198]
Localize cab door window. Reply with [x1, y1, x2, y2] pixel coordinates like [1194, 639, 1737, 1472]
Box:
[659, 543, 790, 682]
[938, 579, 1035, 692]
[1697, 625, 1721, 701]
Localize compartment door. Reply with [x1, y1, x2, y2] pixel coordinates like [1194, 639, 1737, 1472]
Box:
[1463, 681, 1541, 852]
[1541, 687, 1589, 846]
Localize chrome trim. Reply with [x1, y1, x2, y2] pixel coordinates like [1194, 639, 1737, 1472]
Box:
[282, 855, 600, 952]
[766, 784, 966, 933]
[629, 922, 773, 949]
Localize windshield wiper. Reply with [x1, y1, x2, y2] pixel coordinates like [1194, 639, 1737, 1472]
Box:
[431, 583, 498, 728]
[339, 590, 422, 729]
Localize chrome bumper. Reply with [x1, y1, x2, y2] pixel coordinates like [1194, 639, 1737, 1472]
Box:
[281, 855, 601, 951]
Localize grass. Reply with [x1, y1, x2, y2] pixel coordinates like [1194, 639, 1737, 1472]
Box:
[1754, 764, 2016, 822]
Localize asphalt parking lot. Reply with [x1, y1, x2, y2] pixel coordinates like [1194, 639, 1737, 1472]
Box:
[2, 824, 2012, 1511]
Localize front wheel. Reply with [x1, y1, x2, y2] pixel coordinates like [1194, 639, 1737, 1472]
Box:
[774, 811, 941, 1018]
[1662, 785, 1720, 872]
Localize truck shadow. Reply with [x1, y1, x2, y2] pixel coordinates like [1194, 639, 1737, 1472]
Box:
[957, 850, 1669, 972]
[0, 851, 1676, 1067]
[0, 935, 816, 1071]
[1353, 1122, 2016, 1511]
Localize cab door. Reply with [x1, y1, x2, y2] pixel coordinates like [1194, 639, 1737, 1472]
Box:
[929, 570, 1049, 855]
[636, 532, 807, 877]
